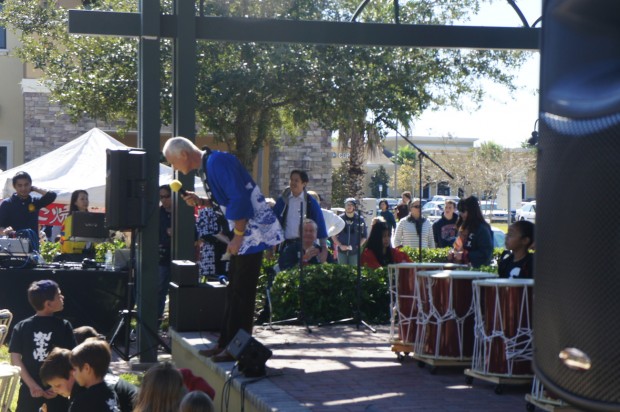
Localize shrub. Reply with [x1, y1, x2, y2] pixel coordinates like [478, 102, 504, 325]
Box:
[264, 263, 390, 325]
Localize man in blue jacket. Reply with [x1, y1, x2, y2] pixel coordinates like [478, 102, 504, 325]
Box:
[273, 170, 329, 264]
[164, 137, 284, 362]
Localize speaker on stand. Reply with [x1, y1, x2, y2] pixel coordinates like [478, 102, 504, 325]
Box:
[105, 148, 147, 230]
[534, 1, 620, 410]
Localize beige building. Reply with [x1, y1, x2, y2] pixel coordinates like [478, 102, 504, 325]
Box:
[332, 134, 536, 210]
[0, 16, 24, 170]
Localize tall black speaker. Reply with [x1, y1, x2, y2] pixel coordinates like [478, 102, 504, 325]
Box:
[534, 1, 620, 410]
[105, 148, 147, 230]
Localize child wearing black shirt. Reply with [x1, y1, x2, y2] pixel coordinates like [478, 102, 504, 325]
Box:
[498, 220, 535, 279]
[40, 346, 137, 412]
[9, 280, 75, 412]
[69, 339, 119, 412]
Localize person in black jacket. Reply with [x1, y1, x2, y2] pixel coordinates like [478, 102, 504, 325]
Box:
[432, 199, 458, 248]
[498, 220, 535, 279]
[332, 198, 367, 265]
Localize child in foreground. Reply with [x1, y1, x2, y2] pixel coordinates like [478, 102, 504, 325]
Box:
[40, 346, 137, 412]
[69, 339, 119, 412]
[9, 280, 76, 412]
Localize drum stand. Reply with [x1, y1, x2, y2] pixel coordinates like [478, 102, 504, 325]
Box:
[320, 209, 375, 333]
[108, 228, 171, 361]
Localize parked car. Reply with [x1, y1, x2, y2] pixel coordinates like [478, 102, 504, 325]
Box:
[479, 201, 509, 222]
[430, 195, 460, 203]
[516, 201, 536, 223]
[421, 201, 445, 222]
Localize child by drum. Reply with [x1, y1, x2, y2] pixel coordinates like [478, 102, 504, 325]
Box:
[498, 221, 535, 279]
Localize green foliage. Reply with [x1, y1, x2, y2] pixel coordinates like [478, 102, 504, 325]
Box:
[267, 264, 390, 324]
[94, 239, 127, 262]
[40, 241, 61, 263]
[331, 164, 350, 207]
[401, 246, 452, 263]
[369, 166, 390, 198]
[393, 146, 418, 167]
[0, 0, 530, 172]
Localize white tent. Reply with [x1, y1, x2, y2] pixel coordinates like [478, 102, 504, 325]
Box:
[0, 128, 205, 208]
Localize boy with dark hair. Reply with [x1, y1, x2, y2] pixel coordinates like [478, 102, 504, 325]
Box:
[40, 346, 136, 412]
[69, 339, 119, 412]
[9, 280, 75, 412]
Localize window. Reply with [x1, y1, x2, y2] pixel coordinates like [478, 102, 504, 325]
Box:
[0, 141, 13, 171]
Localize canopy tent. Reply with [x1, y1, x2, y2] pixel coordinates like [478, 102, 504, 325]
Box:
[0, 128, 204, 224]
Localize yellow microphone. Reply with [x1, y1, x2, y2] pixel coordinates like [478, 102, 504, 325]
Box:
[169, 179, 187, 196]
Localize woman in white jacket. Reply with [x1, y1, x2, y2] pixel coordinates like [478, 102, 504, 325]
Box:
[392, 198, 435, 249]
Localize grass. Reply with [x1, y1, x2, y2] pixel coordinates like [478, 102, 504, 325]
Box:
[493, 222, 509, 233]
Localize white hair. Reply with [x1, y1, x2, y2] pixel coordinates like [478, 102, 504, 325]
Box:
[163, 136, 198, 157]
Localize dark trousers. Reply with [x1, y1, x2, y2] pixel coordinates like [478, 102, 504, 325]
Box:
[218, 251, 264, 348]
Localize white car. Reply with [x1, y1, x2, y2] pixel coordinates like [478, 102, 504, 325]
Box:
[479, 201, 509, 223]
[516, 201, 536, 223]
[421, 201, 445, 222]
[430, 195, 460, 203]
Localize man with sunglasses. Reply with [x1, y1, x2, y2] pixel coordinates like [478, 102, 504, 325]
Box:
[392, 198, 435, 249]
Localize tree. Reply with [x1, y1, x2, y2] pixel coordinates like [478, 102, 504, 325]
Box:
[1, 0, 531, 173]
[300, 0, 530, 199]
[331, 163, 349, 208]
[424, 144, 536, 201]
[369, 166, 390, 198]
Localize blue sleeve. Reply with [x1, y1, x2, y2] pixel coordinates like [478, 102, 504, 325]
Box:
[207, 152, 254, 221]
[273, 197, 285, 226]
[35, 191, 57, 209]
[469, 225, 493, 268]
[0, 200, 10, 228]
[309, 197, 328, 239]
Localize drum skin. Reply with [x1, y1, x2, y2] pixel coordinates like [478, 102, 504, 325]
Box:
[480, 280, 533, 375]
[416, 271, 496, 359]
[396, 267, 416, 344]
[392, 263, 464, 345]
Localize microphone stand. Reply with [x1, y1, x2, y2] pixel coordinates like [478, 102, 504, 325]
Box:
[320, 206, 375, 332]
[267, 196, 311, 333]
[393, 129, 454, 260]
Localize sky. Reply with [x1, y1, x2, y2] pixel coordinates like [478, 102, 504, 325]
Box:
[410, 1, 542, 148]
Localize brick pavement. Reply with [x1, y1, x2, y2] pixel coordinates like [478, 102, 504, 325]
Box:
[111, 324, 538, 411]
[248, 324, 532, 411]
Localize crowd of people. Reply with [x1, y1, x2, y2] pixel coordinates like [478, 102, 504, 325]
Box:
[8, 279, 216, 412]
[2, 137, 535, 411]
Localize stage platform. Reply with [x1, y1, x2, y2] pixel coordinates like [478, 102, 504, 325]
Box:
[166, 325, 533, 411]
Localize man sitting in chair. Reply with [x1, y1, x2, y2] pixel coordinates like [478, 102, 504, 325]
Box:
[278, 218, 332, 271]
[256, 218, 332, 325]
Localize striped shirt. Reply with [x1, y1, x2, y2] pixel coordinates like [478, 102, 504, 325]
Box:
[392, 217, 435, 249]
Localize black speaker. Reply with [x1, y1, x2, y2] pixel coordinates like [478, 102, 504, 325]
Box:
[168, 282, 226, 332]
[171, 260, 199, 287]
[534, 1, 620, 410]
[105, 148, 147, 230]
[226, 329, 272, 377]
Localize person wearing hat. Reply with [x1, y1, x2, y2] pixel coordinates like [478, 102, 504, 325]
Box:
[332, 198, 367, 265]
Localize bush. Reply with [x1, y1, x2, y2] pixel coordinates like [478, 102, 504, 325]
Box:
[265, 264, 391, 325]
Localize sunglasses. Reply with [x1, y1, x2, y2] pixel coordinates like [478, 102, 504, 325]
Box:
[160, 195, 171, 199]
[411, 204, 421, 209]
